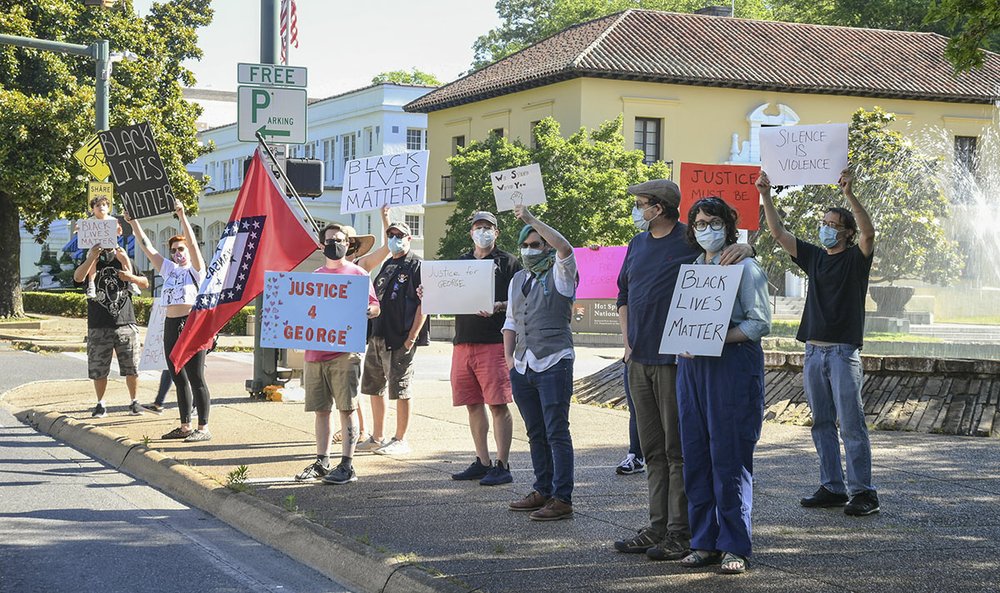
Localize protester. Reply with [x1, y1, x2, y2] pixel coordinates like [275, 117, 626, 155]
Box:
[294, 223, 380, 484]
[613, 179, 752, 560]
[127, 201, 213, 442]
[80, 195, 137, 298]
[504, 204, 577, 521]
[443, 211, 520, 486]
[758, 168, 880, 517]
[357, 221, 429, 455]
[675, 197, 771, 575]
[73, 226, 149, 418]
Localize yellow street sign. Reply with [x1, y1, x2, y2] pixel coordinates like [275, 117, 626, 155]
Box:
[74, 135, 111, 181]
[87, 181, 114, 206]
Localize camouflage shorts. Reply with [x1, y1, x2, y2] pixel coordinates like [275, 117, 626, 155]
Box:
[87, 326, 140, 380]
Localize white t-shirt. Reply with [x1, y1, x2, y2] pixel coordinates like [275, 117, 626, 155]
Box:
[159, 258, 204, 306]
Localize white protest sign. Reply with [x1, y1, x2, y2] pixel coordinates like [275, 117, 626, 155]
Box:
[759, 123, 848, 186]
[138, 297, 168, 371]
[659, 264, 744, 357]
[420, 259, 495, 315]
[78, 218, 119, 249]
[340, 150, 428, 214]
[491, 162, 546, 212]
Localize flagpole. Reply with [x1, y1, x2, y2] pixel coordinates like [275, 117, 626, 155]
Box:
[255, 132, 321, 237]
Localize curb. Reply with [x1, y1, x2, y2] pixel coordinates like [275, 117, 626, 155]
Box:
[13, 407, 477, 593]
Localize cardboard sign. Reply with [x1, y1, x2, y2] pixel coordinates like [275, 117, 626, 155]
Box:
[759, 123, 848, 186]
[77, 218, 119, 249]
[259, 271, 369, 352]
[420, 259, 495, 315]
[74, 135, 111, 182]
[138, 297, 168, 371]
[574, 246, 627, 300]
[97, 122, 176, 219]
[491, 163, 546, 212]
[679, 163, 761, 230]
[659, 264, 744, 357]
[340, 151, 428, 214]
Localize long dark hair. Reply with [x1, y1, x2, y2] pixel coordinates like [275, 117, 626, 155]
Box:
[826, 207, 858, 245]
[685, 197, 739, 250]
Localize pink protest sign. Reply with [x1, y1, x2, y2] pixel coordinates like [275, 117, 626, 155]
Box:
[574, 246, 627, 300]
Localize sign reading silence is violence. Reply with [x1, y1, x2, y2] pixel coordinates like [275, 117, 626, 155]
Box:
[679, 163, 761, 231]
[759, 123, 848, 186]
[97, 122, 176, 219]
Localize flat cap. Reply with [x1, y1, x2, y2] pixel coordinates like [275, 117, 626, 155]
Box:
[627, 179, 681, 208]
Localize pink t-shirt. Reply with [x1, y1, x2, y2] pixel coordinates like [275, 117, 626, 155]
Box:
[303, 262, 379, 363]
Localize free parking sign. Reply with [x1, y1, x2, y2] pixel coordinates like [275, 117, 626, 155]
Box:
[236, 63, 308, 145]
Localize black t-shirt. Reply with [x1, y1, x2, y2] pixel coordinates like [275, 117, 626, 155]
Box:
[371, 251, 429, 350]
[79, 254, 138, 329]
[793, 238, 874, 346]
[453, 248, 522, 345]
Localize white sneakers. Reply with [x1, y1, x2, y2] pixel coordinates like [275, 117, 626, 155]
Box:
[374, 438, 411, 456]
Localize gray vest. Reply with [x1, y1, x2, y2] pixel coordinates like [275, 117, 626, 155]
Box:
[510, 269, 574, 361]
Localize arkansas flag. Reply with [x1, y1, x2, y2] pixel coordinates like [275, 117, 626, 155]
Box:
[170, 149, 317, 370]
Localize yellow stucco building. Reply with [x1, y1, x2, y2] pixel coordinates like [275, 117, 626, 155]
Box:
[406, 8, 1000, 279]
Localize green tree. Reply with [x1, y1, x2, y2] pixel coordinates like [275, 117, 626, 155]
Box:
[370, 68, 442, 86]
[928, 0, 1000, 73]
[0, 0, 212, 318]
[439, 116, 670, 258]
[755, 108, 963, 288]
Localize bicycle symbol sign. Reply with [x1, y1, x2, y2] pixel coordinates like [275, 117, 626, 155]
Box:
[73, 135, 111, 182]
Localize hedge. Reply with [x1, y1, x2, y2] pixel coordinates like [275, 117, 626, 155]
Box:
[22, 291, 255, 335]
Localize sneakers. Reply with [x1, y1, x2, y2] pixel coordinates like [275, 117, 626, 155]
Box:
[142, 403, 164, 414]
[614, 528, 661, 553]
[295, 460, 330, 481]
[184, 429, 212, 442]
[479, 461, 513, 486]
[84, 282, 96, 299]
[373, 438, 410, 455]
[452, 457, 491, 481]
[356, 436, 388, 452]
[322, 463, 357, 485]
[161, 427, 193, 439]
[616, 453, 645, 475]
[509, 491, 550, 512]
[529, 498, 573, 521]
[646, 533, 691, 561]
[128, 400, 144, 416]
[91, 403, 107, 418]
[800, 486, 850, 508]
[844, 490, 880, 516]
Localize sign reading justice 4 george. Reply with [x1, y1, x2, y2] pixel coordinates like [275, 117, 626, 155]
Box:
[260, 271, 369, 352]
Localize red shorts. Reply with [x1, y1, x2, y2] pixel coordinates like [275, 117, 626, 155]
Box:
[451, 343, 513, 407]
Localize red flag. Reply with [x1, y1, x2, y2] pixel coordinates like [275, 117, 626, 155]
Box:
[170, 149, 317, 370]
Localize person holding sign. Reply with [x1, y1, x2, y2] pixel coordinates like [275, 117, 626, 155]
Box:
[503, 205, 577, 521]
[127, 201, 213, 442]
[358, 221, 429, 456]
[613, 179, 753, 561]
[757, 169, 880, 518]
[80, 195, 119, 299]
[293, 223, 381, 484]
[674, 197, 771, 575]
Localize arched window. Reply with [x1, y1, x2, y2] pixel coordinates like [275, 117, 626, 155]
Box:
[730, 103, 800, 163]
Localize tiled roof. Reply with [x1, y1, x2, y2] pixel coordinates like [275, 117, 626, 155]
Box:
[405, 10, 1000, 112]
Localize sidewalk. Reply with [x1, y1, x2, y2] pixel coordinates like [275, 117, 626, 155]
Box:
[2, 318, 999, 593]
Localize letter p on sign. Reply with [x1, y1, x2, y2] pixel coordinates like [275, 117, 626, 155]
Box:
[252, 89, 271, 122]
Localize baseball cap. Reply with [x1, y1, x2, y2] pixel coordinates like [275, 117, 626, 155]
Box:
[470, 211, 498, 228]
[386, 221, 412, 236]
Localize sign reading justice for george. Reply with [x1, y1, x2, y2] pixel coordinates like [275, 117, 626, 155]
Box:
[659, 264, 744, 357]
[98, 122, 176, 219]
[340, 151, 428, 214]
[759, 123, 848, 186]
[260, 271, 370, 352]
[420, 259, 495, 315]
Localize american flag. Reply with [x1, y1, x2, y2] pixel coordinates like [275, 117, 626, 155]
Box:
[279, 0, 299, 65]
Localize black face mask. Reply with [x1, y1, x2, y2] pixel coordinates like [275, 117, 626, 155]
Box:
[324, 242, 348, 261]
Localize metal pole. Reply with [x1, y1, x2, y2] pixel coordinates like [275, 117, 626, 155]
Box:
[255, 131, 321, 237]
[93, 39, 110, 131]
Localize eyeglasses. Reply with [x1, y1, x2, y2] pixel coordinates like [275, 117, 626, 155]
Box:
[820, 220, 846, 231]
[634, 201, 652, 210]
[692, 219, 725, 232]
[520, 240, 544, 249]
[169, 246, 186, 253]
[387, 232, 406, 239]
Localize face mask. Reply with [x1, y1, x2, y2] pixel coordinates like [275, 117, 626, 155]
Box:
[695, 227, 727, 254]
[472, 228, 496, 249]
[172, 249, 188, 266]
[388, 236, 406, 255]
[818, 225, 840, 249]
[324, 242, 348, 261]
[632, 206, 652, 231]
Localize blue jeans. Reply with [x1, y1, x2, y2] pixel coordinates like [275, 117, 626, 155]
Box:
[803, 343, 874, 495]
[623, 364, 642, 458]
[510, 358, 575, 503]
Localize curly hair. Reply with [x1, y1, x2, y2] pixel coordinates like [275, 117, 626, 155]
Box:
[826, 207, 858, 246]
[685, 197, 739, 251]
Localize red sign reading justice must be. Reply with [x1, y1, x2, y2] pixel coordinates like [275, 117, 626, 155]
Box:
[679, 163, 761, 231]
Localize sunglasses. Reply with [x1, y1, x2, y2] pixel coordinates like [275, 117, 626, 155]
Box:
[387, 232, 406, 239]
[520, 240, 544, 249]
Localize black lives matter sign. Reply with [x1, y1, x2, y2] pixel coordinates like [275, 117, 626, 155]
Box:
[98, 122, 175, 219]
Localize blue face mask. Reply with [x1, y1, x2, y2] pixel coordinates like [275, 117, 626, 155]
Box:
[695, 227, 727, 254]
[387, 236, 406, 255]
[818, 225, 840, 249]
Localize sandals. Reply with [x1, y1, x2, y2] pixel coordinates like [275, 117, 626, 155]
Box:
[680, 550, 721, 568]
[720, 552, 748, 574]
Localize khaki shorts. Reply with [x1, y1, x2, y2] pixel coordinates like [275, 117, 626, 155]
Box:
[87, 326, 140, 380]
[303, 353, 362, 412]
[360, 336, 416, 400]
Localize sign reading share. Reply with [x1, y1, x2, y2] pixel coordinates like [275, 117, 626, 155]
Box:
[237, 63, 308, 145]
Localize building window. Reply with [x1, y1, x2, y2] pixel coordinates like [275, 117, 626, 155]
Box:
[634, 118, 661, 165]
[404, 214, 422, 237]
[441, 175, 454, 201]
[221, 160, 232, 190]
[363, 126, 374, 154]
[406, 128, 426, 151]
[451, 135, 465, 156]
[323, 138, 336, 183]
[489, 127, 504, 139]
[529, 120, 541, 149]
[955, 136, 978, 174]
[341, 133, 357, 168]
